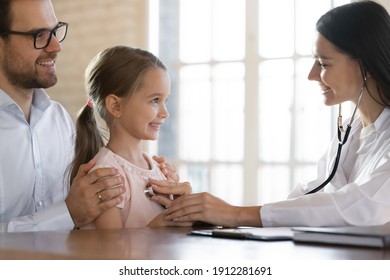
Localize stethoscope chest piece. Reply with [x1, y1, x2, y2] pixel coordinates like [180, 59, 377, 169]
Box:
[144, 184, 155, 198]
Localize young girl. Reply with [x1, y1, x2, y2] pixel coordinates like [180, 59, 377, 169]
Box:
[70, 46, 175, 229]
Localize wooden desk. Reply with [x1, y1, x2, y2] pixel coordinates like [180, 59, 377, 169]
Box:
[0, 227, 389, 260]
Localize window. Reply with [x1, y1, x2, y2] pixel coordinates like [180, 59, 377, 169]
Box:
[150, 0, 351, 205]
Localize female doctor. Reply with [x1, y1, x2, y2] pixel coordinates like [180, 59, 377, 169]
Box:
[151, 0, 390, 227]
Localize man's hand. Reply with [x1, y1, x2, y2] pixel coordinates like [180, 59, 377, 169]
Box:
[65, 159, 125, 228]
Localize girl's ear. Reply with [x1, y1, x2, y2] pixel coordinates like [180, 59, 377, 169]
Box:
[105, 94, 122, 118]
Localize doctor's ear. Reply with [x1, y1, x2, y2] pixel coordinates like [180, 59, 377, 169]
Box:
[363, 68, 371, 80]
[105, 94, 122, 118]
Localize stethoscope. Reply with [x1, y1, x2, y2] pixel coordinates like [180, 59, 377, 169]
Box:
[305, 76, 366, 195]
[144, 184, 155, 198]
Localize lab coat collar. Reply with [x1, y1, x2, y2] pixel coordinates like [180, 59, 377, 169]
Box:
[373, 107, 390, 132]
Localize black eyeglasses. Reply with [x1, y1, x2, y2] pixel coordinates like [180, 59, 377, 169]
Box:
[0, 22, 68, 49]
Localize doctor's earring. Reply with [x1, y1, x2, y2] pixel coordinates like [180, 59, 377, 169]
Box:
[363, 69, 370, 80]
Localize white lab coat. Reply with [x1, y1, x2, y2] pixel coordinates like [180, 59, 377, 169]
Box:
[261, 107, 390, 227]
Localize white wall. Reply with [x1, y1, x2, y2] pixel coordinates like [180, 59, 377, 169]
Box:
[48, 0, 148, 117]
[48, 0, 390, 118]
[377, 0, 390, 11]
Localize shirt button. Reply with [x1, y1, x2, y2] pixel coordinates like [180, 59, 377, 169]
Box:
[38, 201, 43, 206]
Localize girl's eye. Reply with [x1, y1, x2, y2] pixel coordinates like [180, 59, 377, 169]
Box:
[151, 96, 169, 104]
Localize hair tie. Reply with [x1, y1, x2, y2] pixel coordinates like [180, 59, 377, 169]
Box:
[86, 99, 93, 109]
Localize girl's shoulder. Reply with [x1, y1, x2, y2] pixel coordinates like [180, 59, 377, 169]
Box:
[89, 147, 120, 172]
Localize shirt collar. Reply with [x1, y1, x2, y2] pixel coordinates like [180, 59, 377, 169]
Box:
[0, 88, 51, 112]
[373, 107, 390, 132]
[0, 89, 15, 109]
[32, 88, 52, 111]
[350, 107, 390, 135]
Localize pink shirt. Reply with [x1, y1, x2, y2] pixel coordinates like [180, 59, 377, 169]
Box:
[84, 147, 165, 228]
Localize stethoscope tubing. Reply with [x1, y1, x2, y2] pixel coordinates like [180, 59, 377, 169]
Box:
[305, 82, 365, 195]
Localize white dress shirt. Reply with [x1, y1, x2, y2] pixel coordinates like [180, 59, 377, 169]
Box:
[0, 89, 75, 232]
[261, 107, 390, 227]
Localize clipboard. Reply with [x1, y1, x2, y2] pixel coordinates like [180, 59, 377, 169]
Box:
[189, 227, 293, 241]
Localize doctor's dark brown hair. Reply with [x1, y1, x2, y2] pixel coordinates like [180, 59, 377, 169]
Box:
[69, 46, 167, 183]
[316, 0, 390, 106]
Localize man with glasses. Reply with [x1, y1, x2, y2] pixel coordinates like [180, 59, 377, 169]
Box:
[0, 0, 126, 232]
[1, 21, 69, 50]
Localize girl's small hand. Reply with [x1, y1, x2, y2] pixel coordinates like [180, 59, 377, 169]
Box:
[153, 155, 180, 182]
[147, 212, 192, 227]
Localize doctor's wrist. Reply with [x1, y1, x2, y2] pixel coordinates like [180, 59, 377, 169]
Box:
[235, 206, 263, 227]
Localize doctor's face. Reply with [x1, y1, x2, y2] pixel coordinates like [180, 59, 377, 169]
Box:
[307, 33, 363, 106]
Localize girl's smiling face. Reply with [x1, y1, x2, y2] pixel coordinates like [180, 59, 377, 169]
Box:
[116, 67, 171, 141]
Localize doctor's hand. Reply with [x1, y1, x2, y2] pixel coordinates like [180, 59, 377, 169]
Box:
[65, 159, 125, 228]
[148, 179, 192, 208]
[164, 192, 263, 228]
[153, 155, 180, 182]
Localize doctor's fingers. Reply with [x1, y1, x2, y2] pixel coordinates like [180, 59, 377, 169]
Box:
[150, 194, 174, 208]
[165, 194, 238, 227]
[149, 179, 192, 195]
[165, 204, 205, 223]
[164, 192, 214, 217]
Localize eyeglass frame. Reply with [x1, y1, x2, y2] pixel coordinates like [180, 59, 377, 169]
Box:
[0, 21, 69, 50]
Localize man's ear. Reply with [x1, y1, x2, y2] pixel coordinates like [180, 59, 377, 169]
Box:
[105, 94, 122, 118]
[0, 39, 5, 60]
